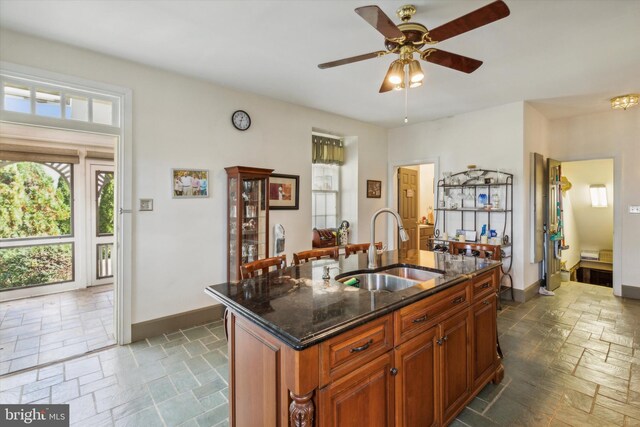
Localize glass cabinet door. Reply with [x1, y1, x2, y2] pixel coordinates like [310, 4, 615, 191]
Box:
[240, 178, 267, 266]
[226, 166, 273, 282]
[229, 177, 238, 280]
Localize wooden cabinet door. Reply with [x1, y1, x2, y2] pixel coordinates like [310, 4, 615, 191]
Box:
[440, 309, 472, 425]
[394, 325, 439, 427]
[472, 293, 497, 389]
[319, 352, 394, 427]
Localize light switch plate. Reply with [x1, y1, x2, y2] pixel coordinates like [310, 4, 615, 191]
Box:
[630, 205, 640, 214]
[139, 199, 153, 211]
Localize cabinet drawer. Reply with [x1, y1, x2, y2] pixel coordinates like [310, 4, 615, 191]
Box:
[320, 314, 393, 386]
[473, 271, 496, 301]
[394, 282, 469, 344]
[419, 226, 434, 238]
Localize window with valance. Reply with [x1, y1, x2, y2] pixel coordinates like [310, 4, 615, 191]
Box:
[312, 135, 344, 166]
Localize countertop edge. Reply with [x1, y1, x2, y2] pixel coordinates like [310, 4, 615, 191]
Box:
[205, 262, 501, 351]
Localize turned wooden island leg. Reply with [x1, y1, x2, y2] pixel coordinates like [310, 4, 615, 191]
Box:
[289, 390, 314, 427]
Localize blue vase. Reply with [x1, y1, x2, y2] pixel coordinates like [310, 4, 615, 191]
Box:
[478, 193, 488, 206]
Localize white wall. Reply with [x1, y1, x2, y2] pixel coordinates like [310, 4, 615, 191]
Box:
[419, 164, 435, 220]
[340, 136, 358, 243]
[388, 102, 526, 290]
[549, 109, 640, 293]
[561, 189, 582, 270]
[561, 159, 614, 261]
[0, 29, 389, 324]
[523, 104, 550, 288]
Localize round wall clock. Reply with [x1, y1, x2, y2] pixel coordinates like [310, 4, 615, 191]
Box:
[231, 110, 251, 131]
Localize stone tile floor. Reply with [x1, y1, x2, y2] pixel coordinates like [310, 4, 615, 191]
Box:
[454, 281, 640, 427]
[1, 281, 639, 426]
[0, 319, 229, 426]
[0, 284, 115, 375]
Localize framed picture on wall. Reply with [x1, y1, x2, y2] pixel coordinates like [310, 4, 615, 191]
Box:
[172, 169, 209, 198]
[269, 174, 299, 210]
[367, 180, 382, 198]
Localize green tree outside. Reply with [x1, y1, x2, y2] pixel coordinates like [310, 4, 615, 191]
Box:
[98, 173, 114, 235]
[0, 162, 71, 238]
[0, 162, 73, 289]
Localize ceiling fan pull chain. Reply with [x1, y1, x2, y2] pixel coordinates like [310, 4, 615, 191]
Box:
[404, 67, 409, 123]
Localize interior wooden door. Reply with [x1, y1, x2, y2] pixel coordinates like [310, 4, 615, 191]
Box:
[546, 158, 563, 291]
[394, 325, 440, 427]
[398, 167, 418, 251]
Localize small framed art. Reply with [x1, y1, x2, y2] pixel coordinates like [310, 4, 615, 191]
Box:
[269, 174, 299, 210]
[367, 180, 382, 198]
[172, 169, 209, 198]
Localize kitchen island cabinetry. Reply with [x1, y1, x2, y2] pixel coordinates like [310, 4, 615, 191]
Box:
[207, 251, 503, 426]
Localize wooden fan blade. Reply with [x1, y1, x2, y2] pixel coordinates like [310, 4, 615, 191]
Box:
[427, 0, 510, 43]
[355, 5, 405, 40]
[421, 49, 483, 73]
[318, 51, 387, 69]
[379, 76, 395, 93]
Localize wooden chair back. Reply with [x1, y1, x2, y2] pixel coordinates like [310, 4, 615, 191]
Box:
[240, 255, 287, 279]
[293, 247, 339, 265]
[345, 242, 383, 257]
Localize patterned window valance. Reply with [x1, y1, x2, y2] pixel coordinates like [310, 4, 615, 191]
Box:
[312, 135, 344, 166]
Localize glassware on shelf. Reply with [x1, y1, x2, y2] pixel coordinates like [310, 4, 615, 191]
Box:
[443, 171, 452, 185]
[245, 205, 257, 217]
[492, 192, 501, 209]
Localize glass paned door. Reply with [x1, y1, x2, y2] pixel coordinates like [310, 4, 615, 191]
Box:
[89, 163, 114, 285]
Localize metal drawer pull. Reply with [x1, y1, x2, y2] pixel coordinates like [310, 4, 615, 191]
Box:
[481, 283, 490, 289]
[443, 335, 448, 341]
[350, 339, 374, 353]
[437, 338, 443, 346]
[390, 368, 398, 376]
[412, 314, 428, 324]
[452, 296, 465, 304]
[483, 300, 490, 305]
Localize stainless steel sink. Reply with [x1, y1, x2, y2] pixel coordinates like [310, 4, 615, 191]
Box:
[338, 273, 420, 293]
[379, 267, 442, 282]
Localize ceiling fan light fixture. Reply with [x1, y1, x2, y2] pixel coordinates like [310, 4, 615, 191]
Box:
[409, 80, 423, 89]
[387, 60, 405, 85]
[408, 60, 424, 83]
[610, 94, 639, 110]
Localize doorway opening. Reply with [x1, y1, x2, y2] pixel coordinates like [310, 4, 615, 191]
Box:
[559, 158, 614, 289]
[396, 163, 435, 252]
[0, 126, 117, 375]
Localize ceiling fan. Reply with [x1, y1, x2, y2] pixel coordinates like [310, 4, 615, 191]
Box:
[318, 1, 510, 93]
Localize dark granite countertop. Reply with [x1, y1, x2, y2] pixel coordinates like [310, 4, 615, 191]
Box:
[205, 250, 501, 350]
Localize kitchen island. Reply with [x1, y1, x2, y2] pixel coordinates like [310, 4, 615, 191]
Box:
[205, 250, 503, 427]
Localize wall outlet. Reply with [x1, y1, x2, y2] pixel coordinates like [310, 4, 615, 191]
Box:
[139, 199, 153, 211]
[630, 205, 640, 214]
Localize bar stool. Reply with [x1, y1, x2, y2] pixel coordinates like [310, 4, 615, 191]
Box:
[293, 247, 339, 265]
[240, 255, 287, 279]
[344, 242, 382, 257]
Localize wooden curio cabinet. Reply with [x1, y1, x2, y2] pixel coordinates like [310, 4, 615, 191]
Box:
[225, 166, 273, 282]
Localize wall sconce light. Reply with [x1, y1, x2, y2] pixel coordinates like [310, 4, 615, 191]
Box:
[590, 184, 607, 207]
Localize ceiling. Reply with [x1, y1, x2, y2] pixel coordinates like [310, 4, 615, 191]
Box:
[1, 1, 639, 128]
